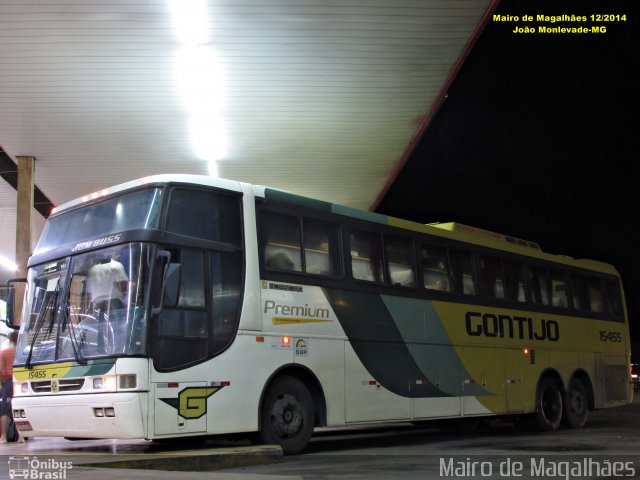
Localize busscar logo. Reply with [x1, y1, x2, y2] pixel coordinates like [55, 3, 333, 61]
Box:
[71, 234, 122, 253]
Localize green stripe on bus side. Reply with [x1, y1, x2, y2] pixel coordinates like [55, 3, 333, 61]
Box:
[323, 288, 450, 398]
[381, 295, 488, 397]
[264, 188, 332, 212]
[331, 205, 389, 225]
[67, 359, 116, 378]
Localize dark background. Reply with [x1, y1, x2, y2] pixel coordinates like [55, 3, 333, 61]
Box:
[376, 0, 640, 349]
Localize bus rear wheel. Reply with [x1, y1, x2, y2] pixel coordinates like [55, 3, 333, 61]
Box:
[562, 378, 589, 429]
[534, 377, 563, 431]
[516, 377, 564, 431]
[259, 375, 315, 455]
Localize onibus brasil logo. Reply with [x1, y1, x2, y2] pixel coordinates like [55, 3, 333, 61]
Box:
[8, 456, 73, 480]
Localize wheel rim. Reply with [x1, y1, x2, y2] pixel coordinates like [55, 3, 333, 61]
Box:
[567, 388, 585, 416]
[541, 387, 561, 423]
[269, 393, 303, 438]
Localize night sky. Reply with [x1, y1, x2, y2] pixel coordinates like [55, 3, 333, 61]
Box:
[376, 0, 640, 345]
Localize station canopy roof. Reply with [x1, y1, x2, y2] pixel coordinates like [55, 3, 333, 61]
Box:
[0, 0, 495, 283]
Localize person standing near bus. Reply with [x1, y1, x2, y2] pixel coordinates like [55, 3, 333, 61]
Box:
[0, 331, 20, 443]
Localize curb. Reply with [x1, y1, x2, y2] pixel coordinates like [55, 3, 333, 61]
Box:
[77, 445, 283, 471]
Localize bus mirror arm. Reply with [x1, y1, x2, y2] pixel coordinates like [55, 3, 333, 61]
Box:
[151, 251, 181, 316]
[4, 277, 27, 330]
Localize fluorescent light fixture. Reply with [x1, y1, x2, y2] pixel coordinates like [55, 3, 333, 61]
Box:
[167, 0, 208, 46]
[208, 160, 219, 178]
[190, 116, 227, 162]
[168, 0, 227, 175]
[174, 47, 225, 115]
[0, 255, 18, 272]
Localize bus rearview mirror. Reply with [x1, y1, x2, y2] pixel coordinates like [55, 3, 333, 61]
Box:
[2, 278, 27, 330]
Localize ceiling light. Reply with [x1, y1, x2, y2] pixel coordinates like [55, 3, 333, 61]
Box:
[167, 0, 226, 175]
[167, 0, 208, 46]
[174, 47, 225, 115]
[208, 161, 218, 178]
[0, 255, 18, 272]
[190, 116, 227, 162]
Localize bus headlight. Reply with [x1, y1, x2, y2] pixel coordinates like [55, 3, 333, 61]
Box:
[92, 374, 136, 390]
[14, 382, 28, 396]
[93, 376, 117, 390]
[119, 374, 137, 389]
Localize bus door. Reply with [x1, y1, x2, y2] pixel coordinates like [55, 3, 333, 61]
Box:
[411, 344, 462, 418]
[345, 342, 411, 422]
[462, 346, 506, 415]
[505, 348, 527, 412]
[149, 247, 213, 436]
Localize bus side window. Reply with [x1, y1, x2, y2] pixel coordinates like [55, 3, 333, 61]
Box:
[166, 188, 242, 245]
[303, 218, 341, 277]
[550, 270, 568, 308]
[479, 255, 504, 299]
[571, 275, 590, 311]
[606, 280, 623, 318]
[350, 230, 385, 284]
[587, 278, 604, 313]
[154, 249, 208, 370]
[384, 236, 415, 287]
[449, 249, 476, 295]
[210, 251, 243, 353]
[261, 211, 303, 272]
[503, 258, 526, 302]
[421, 244, 451, 292]
[529, 266, 550, 306]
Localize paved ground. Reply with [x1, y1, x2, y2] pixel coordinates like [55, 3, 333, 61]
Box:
[1, 394, 638, 479]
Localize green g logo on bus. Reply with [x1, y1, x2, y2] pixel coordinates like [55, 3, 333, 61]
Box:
[161, 386, 220, 419]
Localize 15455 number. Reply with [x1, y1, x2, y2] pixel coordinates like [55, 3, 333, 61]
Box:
[599, 331, 622, 342]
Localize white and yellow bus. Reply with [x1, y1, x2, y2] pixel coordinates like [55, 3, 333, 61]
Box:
[7, 175, 632, 454]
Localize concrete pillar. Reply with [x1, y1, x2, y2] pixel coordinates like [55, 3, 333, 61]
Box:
[14, 155, 35, 325]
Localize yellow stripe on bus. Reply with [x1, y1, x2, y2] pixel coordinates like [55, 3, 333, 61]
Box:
[272, 317, 333, 325]
[14, 362, 74, 381]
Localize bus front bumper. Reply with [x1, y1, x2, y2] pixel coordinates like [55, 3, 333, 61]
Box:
[12, 392, 147, 439]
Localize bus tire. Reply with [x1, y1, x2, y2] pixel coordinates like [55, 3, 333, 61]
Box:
[534, 377, 563, 431]
[562, 378, 589, 429]
[260, 375, 315, 455]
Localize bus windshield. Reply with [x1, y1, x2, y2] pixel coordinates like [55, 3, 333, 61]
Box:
[35, 188, 163, 254]
[15, 243, 151, 365]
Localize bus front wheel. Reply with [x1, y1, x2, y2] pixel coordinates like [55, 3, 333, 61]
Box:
[259, 375, 315, 455]
[562, 378, 589, 429]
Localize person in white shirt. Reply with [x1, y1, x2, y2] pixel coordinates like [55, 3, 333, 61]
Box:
[87, 257, 128, 306]
[86, 255, 128, 353]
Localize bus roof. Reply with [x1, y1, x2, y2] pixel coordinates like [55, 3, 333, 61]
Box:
[52, 174, 245, 216]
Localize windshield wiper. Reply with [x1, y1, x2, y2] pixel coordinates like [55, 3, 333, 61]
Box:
[61, 275, 87, 365]
[25, 287, 59, 370]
